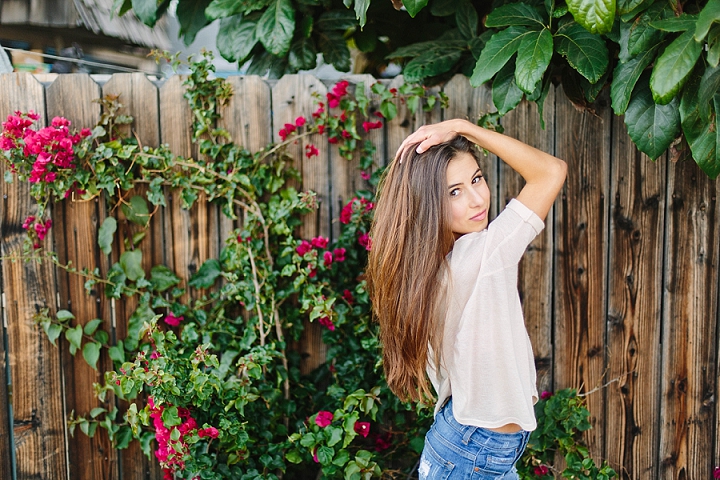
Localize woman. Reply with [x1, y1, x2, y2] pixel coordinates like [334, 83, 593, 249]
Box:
[366, 119, 566, 479]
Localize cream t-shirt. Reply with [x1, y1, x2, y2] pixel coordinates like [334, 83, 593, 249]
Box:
[427, 199, 544, 431]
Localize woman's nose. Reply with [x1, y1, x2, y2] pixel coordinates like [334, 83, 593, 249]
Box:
[468, 186, 485, 207]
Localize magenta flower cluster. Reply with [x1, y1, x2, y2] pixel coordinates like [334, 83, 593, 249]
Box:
[339, 197, 374, 251]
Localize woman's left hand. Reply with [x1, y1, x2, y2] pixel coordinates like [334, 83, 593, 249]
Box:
[397, 119, 468, 157]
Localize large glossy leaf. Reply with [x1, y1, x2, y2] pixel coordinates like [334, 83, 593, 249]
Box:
[98, 217, 117, 255]
[617, 0, 647, 15]
[650, 29, 702, 105]
[403, 49, 463, 82]
[257, 0, 295, 56]
[217, 15, 258, 63]
[627, 3, 666, 56]
[680, 75, 720, 178]
[484, 3, 545, 29]
[698, 64, 720, 121]
[515, 28, 553, 94]
[708, 25, 720, 67]
[456, 1, 478, 40]
[205, 0, 244, 19]
[648, 14, 698, 32]
[611, 45, 658, 114]
[131, 0, 158, 26]
[316, 10, 357, 31]
[567, 0, 615, 34]
[387, 40, 465, 59]
[625, 74, 680, 160]
[493, 59, 524, 114]
[555, 21, 609, 83]
[696, 0, 720, 41]
[431, 0, 456, 16]
[318, 30, 351, 72]
[470, 27, 530, 87]
[121, 195, 150, 227]
[189, 259, 222, 288]
[178, 0, 213, 45]
[402, 0, 428, 17]
[288, 37, 317, 70]
[355, 0, 370, 27]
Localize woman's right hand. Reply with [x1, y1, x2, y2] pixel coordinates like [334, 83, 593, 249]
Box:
[396, 119, 470, 158]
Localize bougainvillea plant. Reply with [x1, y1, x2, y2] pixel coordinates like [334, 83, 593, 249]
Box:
[1, 54, 614, 479]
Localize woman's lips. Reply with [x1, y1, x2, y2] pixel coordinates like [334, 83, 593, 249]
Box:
[470, 209, 487, 221]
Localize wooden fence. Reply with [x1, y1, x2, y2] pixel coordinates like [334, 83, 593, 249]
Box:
[0, 71, 718, 480]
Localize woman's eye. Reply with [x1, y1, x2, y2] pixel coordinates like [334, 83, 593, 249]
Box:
[472, 175, 483, 184]
[449, 188, 459, 197]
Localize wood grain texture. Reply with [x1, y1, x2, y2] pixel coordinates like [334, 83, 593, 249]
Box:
[220, 76, 272, 153]
[553, 88, 611, 462]
[0, 72, 68, 480]
[604, 116, 666, 479]
[499, 90, 556, 394]
[658, 157, 719, 480]
[272, 74, 329, 374]
[46, 73, 118, 480]
[102, 73, 164, 480]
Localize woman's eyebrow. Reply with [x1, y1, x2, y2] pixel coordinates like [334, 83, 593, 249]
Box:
[447, 168, 482, 189]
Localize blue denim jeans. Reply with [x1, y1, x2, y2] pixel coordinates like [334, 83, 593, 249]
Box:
[419, 399, 531, 479]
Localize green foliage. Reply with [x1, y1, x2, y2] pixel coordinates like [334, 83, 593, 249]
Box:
[6, 54, 613, 479]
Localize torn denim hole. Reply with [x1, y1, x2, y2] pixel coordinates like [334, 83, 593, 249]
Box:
[418, 457, 431, 479]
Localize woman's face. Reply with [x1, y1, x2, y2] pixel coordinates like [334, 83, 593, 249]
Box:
[446, 152, 490, 235]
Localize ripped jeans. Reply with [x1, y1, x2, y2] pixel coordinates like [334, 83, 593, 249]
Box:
[418, 399, 530, 479]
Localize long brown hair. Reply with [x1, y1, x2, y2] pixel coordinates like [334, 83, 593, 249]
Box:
[366, 135, 479, 402]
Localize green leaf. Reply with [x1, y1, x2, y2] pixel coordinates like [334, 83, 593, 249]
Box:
[354, 27, 377, 52]
[627, 7, 666, 56]
[65, 324, 83, 352]
[205, 0, 244, 19]
[108, 341, 125, 364]
[316, 10, 357, 31]
[696, 0, 720, 41]
[82, 342, 102, 370]
[83, 319, 103, 336]
[699, 64, 720, 121]
[150, 265, 181, 292]
[43, 323, 63, 346]
[708, 24, 720, 67]
[115, 426, 133, 449]
[189, 259, 222, 288]
[650, 29, 703, 105]
[121, 195, 150, 227]
[289, 37, 317, 70]
[217, 15, 258, 63]
[402, 0, 428, 18]
[131, 0, 158, 26]
[319, 30, 351, 72]
[316, 445, 334, 465]
[120, 250, 144, 282]
[567, 0, 615, 34]
[126, 303, 155, 351]
[649, 14, 698, 33]
[403, 49, 463, 82]
[617, 0, 647, 15]
[680, 74, 720, 178]
[286, 449, 303, 464]
[98, 217, 117, 256]
[379, 100, 397, 120]
[387, 40, 466, 59]
[257, 0, 295, 56]
[555, 21, 609, 83]
[611, 45, 658, 114]
[431, 0, 456, 16]
[327, 425, 344, 447]
[625, 73, 680, 160]
[355, 0, 370, 27]
[493, 59, 524, 114]
[456, 1, 478, 40]
[515, 28, 553, 94]
[484, 3, 545, 29]
[56, 310, 75, 322]
[178, 0, 213, 45]
[470, 26, 529, 87]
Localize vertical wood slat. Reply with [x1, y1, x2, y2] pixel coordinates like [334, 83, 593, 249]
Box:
[553, 88, 611, 461]
[45, 74, 118, 480]
[0, 73, 68, 480]
[272, 75, 329, 375]
[500, 88, 557, 394]
[0, 265, 10, 480]
[659, 158, 719, 480]
[101, 73, 163, 480]
[604, 121, 666, 479]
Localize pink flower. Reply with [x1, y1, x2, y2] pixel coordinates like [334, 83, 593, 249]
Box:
[311, 236, 328, 249]
[323, 251, 333, 267]
[327, 96, 339, 109]
[150, 350, 161, 359]
[332, 80, 349, 98]
[340, 200, 354, 224]
[333, 248, 346, 262]
[296, 240, 312, 256]
[534, 465, 549, 476]
[178, 417, 197, 435]
[319, 316, 335, 331]
[540, 391, 553, 400]
[305, 144, 319, 158]
[317, 124, 325, 134]
[312, 107, 325, 119]
[362, 120, 383, 132]
[295, 116, 306, 127]
[358, 233, 372, 251]
[342, 289, 353, 303]
[198, 427, 219, 438]
[80, 128, 91, 137]
[341, 129, 351, 139]
[51, 116, 70, 128]
[360, 170, 371, 180]
[714, 467, 720, 479]
[314, 410, 333, 427]
[354, 421, 370, 438]
[312, 447, 319, 463]
[278, 128, 288, 141]
[164, 313, 183, 327]
[284, 123, 296, 134]
[328, 136, 338, 144]
[374, 111, 384, 118]
[308, 268, 317, 278]
[374, 432, 391, 451]
[22, 216, 35, 230]
[340, 111, 347, 122]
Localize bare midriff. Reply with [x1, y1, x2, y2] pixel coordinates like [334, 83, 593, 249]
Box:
[488, 423, 522, 433]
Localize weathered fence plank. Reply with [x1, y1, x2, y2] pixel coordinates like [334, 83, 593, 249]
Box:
[102, 72, 164, 480]
[659, 158, 719, 480]
[0, 73, 68, 480]
[553, 89, 611, 461]
[0, 268, 10, 479]
[45, 74, 118, 480]
[500, 88, 557, 394]
[605, 119, 666, 478]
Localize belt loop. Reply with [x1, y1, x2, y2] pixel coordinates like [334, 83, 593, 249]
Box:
[462, 425, 476, 445]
